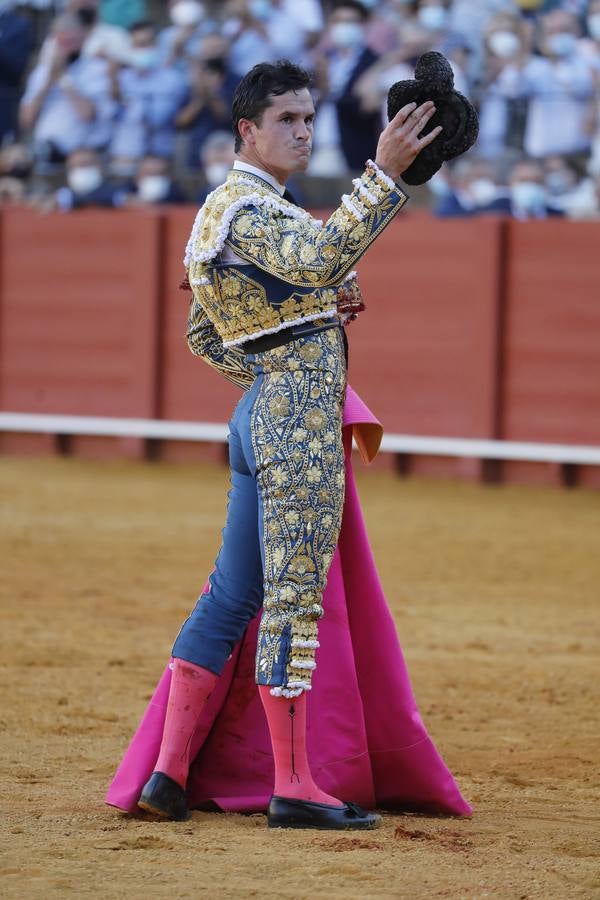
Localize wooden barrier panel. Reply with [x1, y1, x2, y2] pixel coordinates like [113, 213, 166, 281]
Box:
[0, 208, 162, 456]
[502, 221, 600, 486]
[1, 207, 599, 485]
[347, 213, 503, 477]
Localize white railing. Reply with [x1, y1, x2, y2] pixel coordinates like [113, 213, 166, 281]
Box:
[1, 412, 599, 465]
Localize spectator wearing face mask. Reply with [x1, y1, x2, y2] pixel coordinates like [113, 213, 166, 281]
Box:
[108, 20, 188, 167]
[354, 25, 472, 127]
[223, 0, 314, 73]
[123, 154, 186, 205]
[432, 157, 507, 217]
[485, 158, 564, 219]
[157, 0, 215, 71]
[223, 0, 279, 75]
[413, 0, 453, 37]
[19, 13, 115, 166]
[39, 0, 131, 66]
[0, 0, 34, 145]
[196, 129, 235, 204]
[483, 10, 596, 160]
[542, 154, 598, 218]
[477, 14, 533, 158]
[51, 147, 123, 210]
[175, 35, 240, 167]
[387, 0, 459, 64]
[312, 1, 381, 174]
[448, 0, 519, 55]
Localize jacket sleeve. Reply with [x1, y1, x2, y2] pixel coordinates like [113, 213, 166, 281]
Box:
[186, 296, 255, 390]
[225, 161, 409, 288]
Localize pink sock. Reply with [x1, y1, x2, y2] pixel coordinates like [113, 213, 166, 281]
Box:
[258, 685, 344, 807]
[154, 658, 219, 789]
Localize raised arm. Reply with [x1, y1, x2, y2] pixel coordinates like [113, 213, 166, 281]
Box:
[225, 101, 441, 287]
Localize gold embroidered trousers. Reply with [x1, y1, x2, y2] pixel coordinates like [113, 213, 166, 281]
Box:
[172, 327, 347, 698]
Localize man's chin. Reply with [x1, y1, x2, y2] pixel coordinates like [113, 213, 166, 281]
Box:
[290, 156, 311, 174]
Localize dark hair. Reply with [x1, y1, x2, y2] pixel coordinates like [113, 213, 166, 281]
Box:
[129, 19, 155, 34]
[231, 60, 311, 153]
[332, 0, 370, 21]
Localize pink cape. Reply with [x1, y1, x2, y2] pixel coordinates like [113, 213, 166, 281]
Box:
[105, 385, 472, 817]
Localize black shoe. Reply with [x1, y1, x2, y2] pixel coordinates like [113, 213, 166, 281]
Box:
[138, 772, 190, 821]
[267, 795, 381, 830]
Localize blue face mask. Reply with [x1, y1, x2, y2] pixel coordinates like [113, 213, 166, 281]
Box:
[546, 32, 577, 57]
[130, 47, 159, 70]
[249, 0, 272, 21]
[511, 181, 546, 212]
[418, 5, 448, 31]
[330, 22, 364, 49]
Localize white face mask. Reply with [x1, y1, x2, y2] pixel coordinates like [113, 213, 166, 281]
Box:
[249, 0, 272, 20]
[330, 22, 364, 49]
[488, 30, 521, 59]
[545, 171, 572, 194]
[546, 32, 577, 57]
[67, 165, 103, 194]
[138, 175, 170, 202]
[428, 173, 451, 198]
[204, 162, 230, 186]
[587, 13, 600, 40]
[470, 178, 497, 207]
[511, 181, 546, 212]
[130, 47, 159, 70]
[418, 5, 448, 31]
[170, 1, 204, 28]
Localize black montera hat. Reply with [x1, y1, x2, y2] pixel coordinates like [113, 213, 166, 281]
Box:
[386, 52, 479, 185]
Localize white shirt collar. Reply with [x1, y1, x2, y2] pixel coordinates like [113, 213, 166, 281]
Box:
[233, 160, 286, 196]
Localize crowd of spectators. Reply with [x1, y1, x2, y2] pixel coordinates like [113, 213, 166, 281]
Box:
[1, 0, 600, 217]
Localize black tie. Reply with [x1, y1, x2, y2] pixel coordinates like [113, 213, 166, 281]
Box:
[283, 187, 298, 206]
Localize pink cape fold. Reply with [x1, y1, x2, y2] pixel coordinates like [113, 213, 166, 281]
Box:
[105, 384, 472, 818]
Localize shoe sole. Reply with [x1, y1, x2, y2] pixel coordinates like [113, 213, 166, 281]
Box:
[137, 799, 190, 821]
[267, 816, 381, 830]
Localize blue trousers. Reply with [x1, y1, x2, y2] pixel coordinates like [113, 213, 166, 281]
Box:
[172, 328, 347, 696]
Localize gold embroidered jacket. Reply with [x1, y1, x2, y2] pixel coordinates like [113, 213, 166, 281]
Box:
[184, 161, 408, 349]
[186, 298, 255, 390]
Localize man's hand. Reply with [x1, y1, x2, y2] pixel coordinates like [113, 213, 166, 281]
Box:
[374, 100, 442, 182]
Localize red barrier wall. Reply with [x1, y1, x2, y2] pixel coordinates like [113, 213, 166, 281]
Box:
[501, 220, 600, 487]
[0, 207, 598, 485]
[0, 208, 161, 456]
[347, 214, 503, 478]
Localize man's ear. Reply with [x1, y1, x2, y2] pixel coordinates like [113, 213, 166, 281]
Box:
[237, 118, 256, 147]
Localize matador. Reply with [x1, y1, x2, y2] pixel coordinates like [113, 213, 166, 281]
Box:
[133, 60, 443, 830]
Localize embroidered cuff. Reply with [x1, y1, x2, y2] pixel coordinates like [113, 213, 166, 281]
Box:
[349, 160, 410, 211]
[366, 158, 396, 190]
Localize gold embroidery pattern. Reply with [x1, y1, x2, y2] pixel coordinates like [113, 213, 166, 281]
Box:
[186, 297, 255, 390]
[226, 167, 408, 288]
[189, 261, 340, 349]
[185, 167, 408, 348]
[250, 329, 347, 693]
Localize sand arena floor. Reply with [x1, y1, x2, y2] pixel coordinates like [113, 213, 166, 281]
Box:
[0, 456, 599, 899]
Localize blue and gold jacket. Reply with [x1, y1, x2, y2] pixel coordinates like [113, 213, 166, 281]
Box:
[184, 160, 409, 353]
